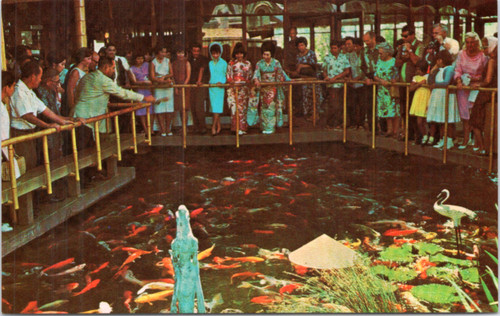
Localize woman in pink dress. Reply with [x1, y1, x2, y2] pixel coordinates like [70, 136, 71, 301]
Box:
[454, 32, 488, 149]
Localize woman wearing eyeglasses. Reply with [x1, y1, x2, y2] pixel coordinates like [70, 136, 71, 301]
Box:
[36, 68, 69, 202]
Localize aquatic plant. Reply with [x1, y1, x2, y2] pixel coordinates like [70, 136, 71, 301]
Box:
[410, 284, 460, 304]
[413, 242, 443, 256]
[480, 237, 498, 312]
[447, 277, 483, 312]
[370, 265, 417, 282]
[378, 243, 414, 263]
[267, 260, 402, 313]
[429, 253, 473, 267]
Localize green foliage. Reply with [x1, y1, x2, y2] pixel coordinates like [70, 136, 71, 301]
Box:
[429, 253, 473, 267]
[414, 242, 444, 256]
[460, 267, 479, 283]
[267, 260, 402, 313]
[378, 243, 414, 263]
[447, 277, 482, 312]
[426, 266, 457, 279]
[410, 284, 461, 304]
[370, 265, 417, 282]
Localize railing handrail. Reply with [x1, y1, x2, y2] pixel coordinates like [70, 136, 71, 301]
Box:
[1, 102, 152, 147]
[125, 79, 499, 92]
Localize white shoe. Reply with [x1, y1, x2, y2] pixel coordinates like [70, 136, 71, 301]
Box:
[161, 133, 167, 137]
[262, 130, 273, 134]
[167, 132, 173, 136]
[445, 138, 454, 149]
[427, 136, 435, 146]
[433, 139, 444, 148]
[458, 145, 468, 150]
[238, 130, 246, 135]
[421, 135, 429, 145]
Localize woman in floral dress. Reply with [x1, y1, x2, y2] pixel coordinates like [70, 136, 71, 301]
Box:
[249, 41, 291, 134]
[374, 42, 400, 138]
[227, 43, 252, 135]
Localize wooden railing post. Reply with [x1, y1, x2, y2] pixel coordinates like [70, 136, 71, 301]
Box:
[42, 135, 52, 194]
[114, 116, 122, 161]
[131, 111, 138, 154]
[235, 86, 240, 148]
[182, 87, 187, 149]
[443, 88, 449, 164]
[94, 121, 102, 171]
[289, 84, 293, 145]
[489, 91, 496, 173]
[405, 84, 409, 156]
[343, 82, 347, 143]
[372, 84, 376, 149]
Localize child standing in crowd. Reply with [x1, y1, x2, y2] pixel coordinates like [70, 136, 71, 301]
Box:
[426, 50, 460, 149]
[150, 45, 174, 136]
[172, 47, 191, 121]
[409, 60, 432, 145]
[129, 51, 153, 133]
[226, 42, 252, 135]
[208, 42, 227, 136]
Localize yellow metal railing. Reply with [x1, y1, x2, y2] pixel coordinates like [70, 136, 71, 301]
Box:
[1, 102, 153, 213]
[126, 81, 496, 173]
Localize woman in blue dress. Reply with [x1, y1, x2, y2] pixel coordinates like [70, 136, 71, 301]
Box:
[249, 41, 291, 134]
[208, 42, 227, 136]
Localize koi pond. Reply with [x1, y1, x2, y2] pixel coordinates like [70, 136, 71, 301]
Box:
[2, 142, 498, 313]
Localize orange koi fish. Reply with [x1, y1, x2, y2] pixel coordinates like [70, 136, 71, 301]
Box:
[231, 272, 263, 284]
[279, 283, 302, 295]
[20, 262, 43, 267]
[123, 290, 133, 312]
[241, 244, 259, 248]
[393, 238, 417, 246]
[254, 230, 274, 234]
[300, 181, 309, 187]
[134, 290, 173, 304]
[40, 258, 74, 275]
[137, 205, 164, 217]
[250, 296, 276, 304]
[398, 284, 414, 291]
[383, 229, 418, 237]
[293, 265, 308, 275]
[284, 163, 298, 167]
[120, 252, 142, 269]
[202, 263, 242, 270]
[82, 215, 96, 226]
[120, 205, 133, 213]
[125, 225, 147, 239]
[244, 188, 256, 195]
[90, 262, 109, 274]
[256, 164, 270, 169]
[2, 298, 12, 312]
[155, 257, 174, 276]
[296, 193, 312, 197]
[224, 256, 265, 263]
[34, 311, 68, 314]
[72, 279, 100, 296]
[191, 208, 204, 218]
[197, 244, 215, 261]
[21, 301, 39, 313]
[289, 199, 296, 205]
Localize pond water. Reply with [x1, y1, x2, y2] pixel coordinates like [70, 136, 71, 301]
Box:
[2, 142, 498, 313]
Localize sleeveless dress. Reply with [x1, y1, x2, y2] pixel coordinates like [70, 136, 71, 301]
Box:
[409, 74, 431, 117]
[130, 62, 153, 116]
[152, 57, 174, 113]
[426, 66, 461, 123]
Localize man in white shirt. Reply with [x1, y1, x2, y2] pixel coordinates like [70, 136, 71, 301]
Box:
[10, 61, 76, 169]
[105, 43, 130, 86]
[432, 23, 460, 60]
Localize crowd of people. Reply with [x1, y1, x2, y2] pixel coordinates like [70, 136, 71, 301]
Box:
[1, 23, 498, 192]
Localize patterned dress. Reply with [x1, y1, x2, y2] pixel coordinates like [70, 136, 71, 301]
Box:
[248, 58, 291, 133]
[426, 66, 461, 123]
[227, 59, 253, 131]
[375, 57, 399, 118]
[130, 62, 153, 116]
[296, 50, 324, 115]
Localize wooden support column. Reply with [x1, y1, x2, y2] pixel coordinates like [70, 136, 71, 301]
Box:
[408, 0, 413, 25]
[1, 17, 6, 71]
[375, 0, 381, 37]
[151, 0, 157, 49]
[360, 10, 364, 37]
[17, 192, 34, 226]
[283, 0, 290, 63]
[74, 0, 87, 48]
[310, 24, 315, 51]
[465, 13, 472, 33]
[242, 0, 247, 49]
[453, 4, 461, 41]
[68, 176, 81, 197]
[106, 155, 118, 178]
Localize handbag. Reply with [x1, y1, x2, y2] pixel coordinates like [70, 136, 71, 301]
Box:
[2, 153, 26, 181]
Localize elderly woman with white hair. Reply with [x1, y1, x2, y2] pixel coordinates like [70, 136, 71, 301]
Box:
[469, 36, 498, 155]
[374, 42, 400, 138]
[454, 32, 489, 149]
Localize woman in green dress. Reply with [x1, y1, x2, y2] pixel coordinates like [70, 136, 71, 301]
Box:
[249, 41, 291, 134]
[374, 42, 400, 138]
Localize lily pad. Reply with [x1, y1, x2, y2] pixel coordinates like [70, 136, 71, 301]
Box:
[460, 267, 479, 283]
[426, 266, 457, 279]
[429, 253, 473, 267]
[414, 242, 443, 256]
[370, 265, 417, 282]
[378, 243, 414, 263]
[410, 284, 460, 304]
